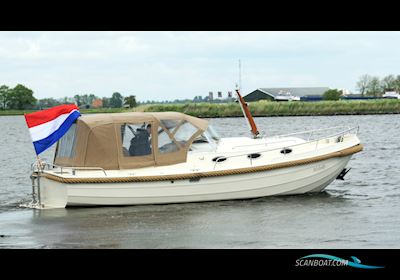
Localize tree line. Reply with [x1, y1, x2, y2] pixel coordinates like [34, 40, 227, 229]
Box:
[48, 92, 137, 109]
[0, 84, 36, 110]
[356, 74, 400, 97]
[73, 92, 137, 109]
[321, 74, 400, 101]
[0, 82, 234, 110]
[2, 75, 399, 111]
[0, 84, 138, 110]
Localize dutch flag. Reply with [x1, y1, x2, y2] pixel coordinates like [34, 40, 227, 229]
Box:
[24, 104, 81, 155]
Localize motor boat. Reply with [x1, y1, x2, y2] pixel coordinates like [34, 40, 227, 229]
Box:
[274, 90, 301, 101]
[382, 91, 400, 99]
[28, 91, 362, 209]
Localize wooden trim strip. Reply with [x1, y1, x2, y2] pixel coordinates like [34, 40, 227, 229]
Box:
[42, 144, 363, 184]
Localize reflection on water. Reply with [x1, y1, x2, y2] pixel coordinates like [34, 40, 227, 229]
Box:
[4, 192, 355, 248]
[1, 114, 400, 248]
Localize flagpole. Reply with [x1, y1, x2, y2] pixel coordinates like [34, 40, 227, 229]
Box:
[24, 104, 81, 208]
[24, 112, 41, 166]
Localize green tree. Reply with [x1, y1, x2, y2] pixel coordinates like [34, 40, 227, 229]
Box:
[193, 96, 204, 103]
[0, 85, 11, 109]
[8, 84, 36, 110]
[62, 96, 73, 104]
[109, 92, 123, 108]
[73, 94, 99, 107]
[124, 95, 137, 108]
[366, 77, 382, 97]
[102, 97, 110, 108]
[74, 94, 81, 106]
[37, 98, 61, 109]
[81, 94, 89, 106]
[395, 75, 400, 92]
[356, 74, 372, 96]
[381, 74, 397, 91]
[322, 89, 342, 101]
[88, 94, 97, 106]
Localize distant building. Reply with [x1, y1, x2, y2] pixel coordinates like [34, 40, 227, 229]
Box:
[243, 87, 330, 102]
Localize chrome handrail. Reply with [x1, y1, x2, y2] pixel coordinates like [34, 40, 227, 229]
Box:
[69, 167, 108, 176]
[232, 139, 299, 150]
[34, 162, 108, 176]
[268, 126, 353, 139]
[230, 126, 358, 150]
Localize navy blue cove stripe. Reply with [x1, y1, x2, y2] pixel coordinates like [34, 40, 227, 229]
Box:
[33, 110, 81, 155]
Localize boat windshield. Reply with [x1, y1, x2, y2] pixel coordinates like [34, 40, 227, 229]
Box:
[206, 125, 220, 141]
[191, 125, 220, 151]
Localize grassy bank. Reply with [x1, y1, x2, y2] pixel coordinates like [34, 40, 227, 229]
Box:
[1, 99, 400, 117]
[135, 99, 400, 117]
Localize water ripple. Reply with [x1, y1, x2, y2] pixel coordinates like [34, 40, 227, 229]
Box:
[0, 114, 399, 248]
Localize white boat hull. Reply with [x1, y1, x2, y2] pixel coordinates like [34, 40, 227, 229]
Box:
[39, 155, 352, 208]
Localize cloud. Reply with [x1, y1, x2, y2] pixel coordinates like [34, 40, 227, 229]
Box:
[0, 31, 399, 100]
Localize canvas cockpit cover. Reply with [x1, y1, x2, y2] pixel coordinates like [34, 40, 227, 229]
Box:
[54, 112, 208, 170]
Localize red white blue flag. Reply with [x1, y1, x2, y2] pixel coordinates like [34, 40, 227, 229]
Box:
[24, 104, 81, 155]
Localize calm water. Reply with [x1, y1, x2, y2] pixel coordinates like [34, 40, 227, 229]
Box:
[0, 114, 399, 248]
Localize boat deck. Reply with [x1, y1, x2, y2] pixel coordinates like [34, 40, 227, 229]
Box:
[42, 133, 362, 181]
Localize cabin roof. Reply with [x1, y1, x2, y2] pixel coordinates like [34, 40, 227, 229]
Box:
[79, 111, 208, 130]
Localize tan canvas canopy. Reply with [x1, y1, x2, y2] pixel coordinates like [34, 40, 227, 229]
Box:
[54, 112, 208, 170]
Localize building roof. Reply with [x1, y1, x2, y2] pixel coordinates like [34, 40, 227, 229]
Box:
[257, 87, 330, 98]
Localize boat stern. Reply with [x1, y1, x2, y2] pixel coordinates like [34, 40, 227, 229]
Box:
[38, 175, 68, 209]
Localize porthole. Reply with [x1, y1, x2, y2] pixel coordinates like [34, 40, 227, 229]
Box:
[212, 156, 227, 162]
[247, 153, 261, 159]
[280, 148, 292, 154]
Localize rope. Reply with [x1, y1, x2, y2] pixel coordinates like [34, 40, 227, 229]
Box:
[42, 144, 363, 184]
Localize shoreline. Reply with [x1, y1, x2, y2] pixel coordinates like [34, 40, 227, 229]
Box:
[1, 99, 400, 117]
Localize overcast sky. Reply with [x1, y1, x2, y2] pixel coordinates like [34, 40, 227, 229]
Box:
[1, 31, 399, 101]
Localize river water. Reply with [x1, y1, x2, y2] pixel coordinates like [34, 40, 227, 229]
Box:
[0, 114, 399, 248]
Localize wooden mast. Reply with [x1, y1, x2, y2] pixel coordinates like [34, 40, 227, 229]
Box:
[236, 88, 260, 138]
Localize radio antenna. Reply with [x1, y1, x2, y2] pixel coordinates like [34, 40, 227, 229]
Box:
[238, 59, 242, 92]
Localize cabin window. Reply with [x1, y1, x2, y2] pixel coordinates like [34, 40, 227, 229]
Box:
[157, 126, 180, 154]
[56, 123, 77, 158]
[192, 125, 219, 150]
[174, 121, 198, 146]
[161, 119, 180, 133]
[157, 120, 182, 154]
[121, 123, 152, 157]
[193, 134, 209, 144]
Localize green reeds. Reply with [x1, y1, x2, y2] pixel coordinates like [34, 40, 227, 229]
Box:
[1, 99, 399, 117]
[135, 99, 400, 117]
